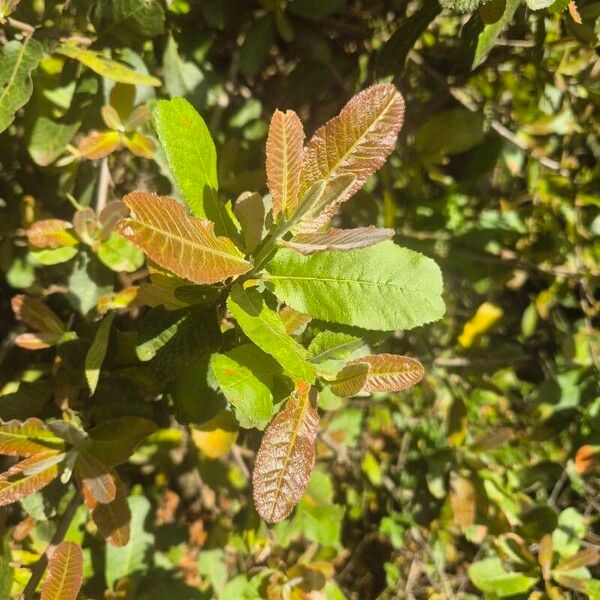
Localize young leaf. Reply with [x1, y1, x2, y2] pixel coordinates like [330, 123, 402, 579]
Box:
[253, 383, 319, 522]
[234, 192, 265, 253]
[308, 331, 365, 364]
[85, 312, 115, 395]
[77, 130, 121, 160]
[281, 227, 394, 255]
[264, 242, 445, 331]
[11, 295, 66, 336]
[211, 345, 280, 430]
[228, 285, 316, 382]
[0, 418, 65, 457]
[0, 38, 44, 134]
[89, 471, 131, 547]
[279, 306, 311, 335]
[27, 220, 78, 249]
[347, 354, 425, 393]
[74, 450, 116, 505]
[56, 45, 161, 86]
[122, 132, 156, 158]
[326, 362, 370, 398]
[266, 109, 305, 220]
[40, 541, 83, 600]
[116, 192, 251, 284]
[0, 453, 64, 506]
[298, 83, 405, 224]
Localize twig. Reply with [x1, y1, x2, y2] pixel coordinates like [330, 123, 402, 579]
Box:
[21, 489, 81, 599]
[95, 157, 110, 214]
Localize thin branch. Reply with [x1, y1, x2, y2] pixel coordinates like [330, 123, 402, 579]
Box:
[21, 489, 81, 600]
[95, 157, 110, 214]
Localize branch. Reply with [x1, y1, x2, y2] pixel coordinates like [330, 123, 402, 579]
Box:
[95, 157, 110, 214]
[21, 489, 81, 600]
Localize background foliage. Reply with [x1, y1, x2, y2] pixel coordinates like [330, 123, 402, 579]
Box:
[0, 0, 599, 598]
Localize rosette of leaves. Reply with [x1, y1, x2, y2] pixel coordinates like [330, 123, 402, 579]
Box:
[115, 83, 445, 522]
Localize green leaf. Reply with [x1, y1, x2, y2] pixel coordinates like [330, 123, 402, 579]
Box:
[105, 495, 154, 587]
[0, 533, 13, 600]
[67, 251, 114, 315]
[31, 246, 78, 266]
[211, 345, 281, 429]
[0, 38, 44, 133]
[153, 98, 234, 236]
[239, 14, 275, 78]
[28, 117, 80, 166]
[85, 313, 115, 395]
[56, 45, 161, 86]
[473, 0, 521, 68]
[227, 285, 316, 382]
[96, 232, 144, 273]
[440, 0, 492, 11]
[264, 242, 445, 331]
[308, 331, 365, 364]
[526, 0, 555, 9]
[468, 558, 538, 596]
[94, 0, 165, 44]
[162, 34, 203, 98]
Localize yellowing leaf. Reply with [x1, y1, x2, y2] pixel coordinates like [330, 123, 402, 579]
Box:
[27, 220, 78, 249]
[253, 383, 319, 523]
[77, 130, 121, 160]
[266, 109, 305, 219]
[122, 132, 156, 158]
[116, 192, 251, 284]
[282, 227, 394, 255]
[190, 410, 238, 459]
[40, 541, 83, 600]
[0, 418, 65, 457]
[458, 302, 504, 348]
[56, 45, 161, 86]
[298, 83, 404, 225]
[11, 295, 66, 335]
[348, 354, 424, 393]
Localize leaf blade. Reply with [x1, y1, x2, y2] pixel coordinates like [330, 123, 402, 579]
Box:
[282, 227, 394, 255]
[40, 541, 83, 600]
[348, 354, 425, 393]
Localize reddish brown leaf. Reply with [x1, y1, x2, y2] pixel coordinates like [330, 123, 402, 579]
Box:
[0, 453, 64, 506]
[40, 541, 83, 600]
[116, 192, 252, 284]
[88, 471, 131, 547]
[78, 130, 121, 159]
[575, 445, 599, 475]
[0, 418, 65, 457]
[27, 219, 78, 249]
[326, 362, 370, 398]
[75, 451, 116, 505]
[15, 332, 60, 350]
[298, 83, 404, 225]
[253, 383, 319, 523]
[555, 547, 600, 572]
[11, 295, 66, 335]
[282, 227, 394, 255]
[348, 354, 424, 393]
[97, 201, 129, 240]
[266, 109, 305, 219]
[279, 306, 311, 335]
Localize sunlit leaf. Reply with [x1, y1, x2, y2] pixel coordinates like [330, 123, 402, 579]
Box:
[85, 312, 115, 395]
[190, 410, 238, 458]
[27, 220, 78, 249]
[77, 130, 121, 160]
[266, 109, 305, 220]
[11, 295, 66, 335]
[253, 383, 319, 523]
[326, 362, 369, 398]
[279, 306, 311, 335]
[555, 547, 600, 571]
[122, 132, 156, 158]
[458, 302, 504, 348]
[116, 192, 251, 284]
[468, 558, 537, 596]
[40, 541, 83, 600]
[449, 472, 476, 527]
[347, 354, 424, 393]
[0, 418, 65, 457]
[282, 227, 394, 255]
[297, 83, 404, 225]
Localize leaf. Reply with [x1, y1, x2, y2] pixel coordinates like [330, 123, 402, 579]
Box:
[227, 285, 316, 382]
[57, 45, 161, 86]
[162, 34, 204, 98]
[0, 453, 64, 506]
[27, 220, 78, 249]
[116, 192, 251, 284]
[440, 0, 492, 11]
[282, 227, 394, 255]
[31, 246, 78, 266]
[468, 558, 538, 596]
[0, 0, 21, 18]
[122, 132, 156, 158]
[105, 495, 154, 587]
[252, 383, 319, 523]
[526, 0, 554, 8]
[97, 232, 144, 273]
[90, 472, 131, 547]
[266, 109, 305, 220]
[11, 295, 66, 335]
[0, 38, 44, 133]
[75, 450, 116, 505]
[308, 331, 365, 363]
[473, 0, 521, 68]
[326, 362, 369, 398]
[347, 354, 425, 393]
[153, 98, 233, 235]
[234, 192, 265, 253]
[264, 242, 445, 331]
[28, 118, 80, 166]
[449, 472, 476, 527]
[239, 14, 275, 78]
[14, 332, 60, 350]
[297, 83, 405, 225]
[85, 312, 115, 394]
[40, 541, 83, 600]
[190, 410, 239, 459]
[94, 0, 165, 44]
[279, 306, 311, 335]
[0, 418, 65, 457]
[211, 345, 281, 430]
[67, 251, 114, 315]
[77, 130, 121, 160]
[555, 547, 600, 571]
[458, 302, 504, 348]
[0, 533, 13, 600]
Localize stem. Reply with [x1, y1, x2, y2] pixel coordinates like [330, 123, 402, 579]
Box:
[95, 157, 110, 214]
[21, 489, 81, 600]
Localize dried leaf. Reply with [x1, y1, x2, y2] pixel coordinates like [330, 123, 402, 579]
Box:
[77, 130, 121, 160]
[326, 362, 370, 398]
[0, 453, 63, 506]
[449, 472, 476, 527]
[282, 227, 394, 255]
[88, 471, 131, 547]
[40, 541, 83, 600]
[348, 354, 424, 393]
[298, 83, 404, 225]
[575, 445, 599, 475]
[116, 192, 251, 284]
[11, 295, 66, 335]
[253, 383, 319, 522]
[0, 418, 65, 457]
[266, 109, 305, 219]
[27, 220, 78, 249]
[538, 534, 553, 580]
